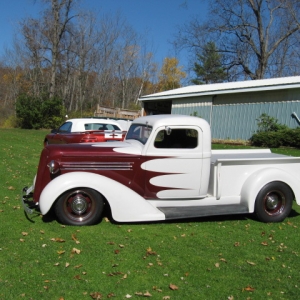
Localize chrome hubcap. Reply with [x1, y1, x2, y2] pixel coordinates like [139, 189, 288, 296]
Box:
[71, 195, 88, 214]
[266, 194, 279, 210]
[264, 191, 285, 215]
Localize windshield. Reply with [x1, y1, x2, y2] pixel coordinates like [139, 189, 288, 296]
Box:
[126, 124, 152, 145]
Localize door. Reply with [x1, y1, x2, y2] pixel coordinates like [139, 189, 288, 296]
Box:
[142, 126, 204, 199]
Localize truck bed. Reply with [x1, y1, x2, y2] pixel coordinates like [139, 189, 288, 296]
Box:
[211, 149, 288, 163]
[208, 149, 300, 200]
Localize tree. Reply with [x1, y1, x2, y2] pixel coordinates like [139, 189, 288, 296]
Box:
[20, 0, 77, 98]
[175, 0, 300, 80]
[2, 0, 157, 124]
[192, 41, 227, 84]
[158, 57, 186, 91]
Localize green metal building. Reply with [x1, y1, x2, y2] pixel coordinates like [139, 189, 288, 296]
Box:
[139, 76, 300, 140]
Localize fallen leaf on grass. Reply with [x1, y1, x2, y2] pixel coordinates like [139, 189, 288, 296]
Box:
[21, 232, 28, 236]
[107, 272, 123, 277]
[20, 239, 25, 242]
[243, 285, 255, 292]
[247, 261, 256, 266]
[107, 293, 115, 298]
[163, 297, 170, 300]
[90, 292, 102, 299]
[74, 264, 83, 269]
[71, 248, 81, 255]
[146, 247, 157, 256]
[50, 238, 65, 243]
[125, 294, 132, 298]
[169, 284, 178, 290]
[261, 241, 268, 246]
[65, 262, 70, 268]
[8, 186, 15, 190]
[134, 291, 151, 297]
[57, 250, 65, 255]
[72, 234, 80, 244]
[215, 263, 220, 268]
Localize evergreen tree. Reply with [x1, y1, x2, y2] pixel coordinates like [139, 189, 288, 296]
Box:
[192, 42, 227, 85]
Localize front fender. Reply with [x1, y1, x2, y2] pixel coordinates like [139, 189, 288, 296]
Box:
[241, 167, 300, 212]
[39, 172, 165, 222]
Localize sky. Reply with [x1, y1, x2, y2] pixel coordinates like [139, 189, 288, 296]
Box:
[0, 0, 207, 71]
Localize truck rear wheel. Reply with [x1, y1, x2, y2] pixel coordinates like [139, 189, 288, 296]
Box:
[55, 188, 104, 225]
[255, 181, 293, 223]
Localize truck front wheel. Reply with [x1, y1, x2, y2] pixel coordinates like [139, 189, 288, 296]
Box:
[55, 188, 104, 225]
[255, 181, 293, 223]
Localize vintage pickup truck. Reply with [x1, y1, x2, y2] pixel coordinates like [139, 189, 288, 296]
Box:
[22, 114, 300, 225]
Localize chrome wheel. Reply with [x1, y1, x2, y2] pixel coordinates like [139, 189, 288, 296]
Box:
[55, 188, 104, 225]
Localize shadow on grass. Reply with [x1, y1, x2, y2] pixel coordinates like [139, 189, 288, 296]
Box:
[28, 204, 300, 226]
[109, 208, 300, 226]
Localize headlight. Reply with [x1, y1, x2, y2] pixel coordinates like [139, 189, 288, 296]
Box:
[47, 160, 60, 174]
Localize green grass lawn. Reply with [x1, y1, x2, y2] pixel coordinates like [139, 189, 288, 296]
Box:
[1, 128, 300, 299]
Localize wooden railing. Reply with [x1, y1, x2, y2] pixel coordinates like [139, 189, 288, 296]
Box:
[94, 105, 142, 120]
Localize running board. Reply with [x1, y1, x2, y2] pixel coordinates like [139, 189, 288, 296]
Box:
[158, 204, 249, 220]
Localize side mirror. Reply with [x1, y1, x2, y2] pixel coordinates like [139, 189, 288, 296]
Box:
[51, 129, 58, 134]
[165, 126, 172, 136]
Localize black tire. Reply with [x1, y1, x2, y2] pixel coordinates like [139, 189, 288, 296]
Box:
[255, 181, 293, 223]
[55, 188, 104, 225]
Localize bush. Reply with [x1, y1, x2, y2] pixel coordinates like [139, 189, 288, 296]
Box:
[256, 113, 288, 132]
[250, 113, 295, 148]
[16, 94, 65, 129]
[2, 115, 19, 128]
[250, 131, 282, 148]
[250, 128, 300, 148]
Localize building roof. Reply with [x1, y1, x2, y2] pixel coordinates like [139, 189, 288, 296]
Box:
[139, 76, 300, 101]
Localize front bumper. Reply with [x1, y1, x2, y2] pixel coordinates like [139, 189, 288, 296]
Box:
[21, 185, 39, 214]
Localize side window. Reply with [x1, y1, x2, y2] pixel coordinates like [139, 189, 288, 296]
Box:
[84, 123, 121, 130]
[154, 129, 198, 149]
[105, 124, 120, 130]
[58, 122, 72, 133]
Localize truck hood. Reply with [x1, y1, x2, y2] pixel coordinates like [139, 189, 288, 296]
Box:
[45, 140, 143, 157]
[92, 140, 143, 155]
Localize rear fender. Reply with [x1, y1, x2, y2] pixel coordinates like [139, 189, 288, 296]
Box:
[39, 172, 165, 222]
[241, 167, 300, 212]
